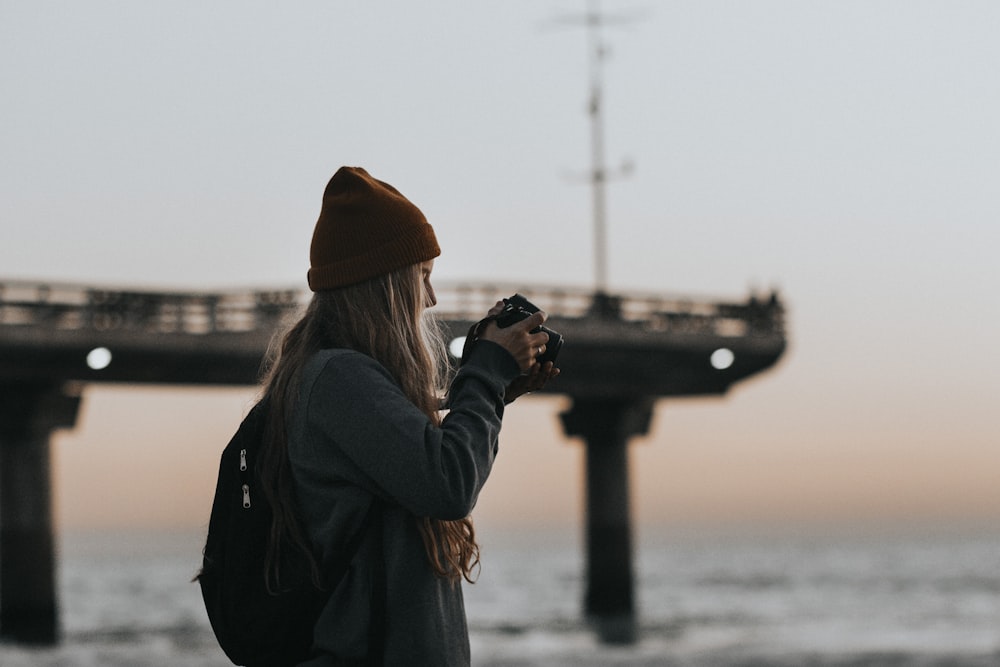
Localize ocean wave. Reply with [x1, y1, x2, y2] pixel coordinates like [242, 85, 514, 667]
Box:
[1, 526, 990, 667]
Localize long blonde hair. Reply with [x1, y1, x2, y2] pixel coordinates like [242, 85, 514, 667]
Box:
[258, 263, 480, 588]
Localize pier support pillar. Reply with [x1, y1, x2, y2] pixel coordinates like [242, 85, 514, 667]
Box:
[561, 396, 653, 644]
[0, 383, 81, 644]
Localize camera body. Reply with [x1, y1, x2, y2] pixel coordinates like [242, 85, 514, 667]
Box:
[460, 293, 563, 368]
[491, 294, 563, 366]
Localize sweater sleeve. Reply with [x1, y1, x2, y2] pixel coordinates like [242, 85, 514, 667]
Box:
[301, 341, 520, 520]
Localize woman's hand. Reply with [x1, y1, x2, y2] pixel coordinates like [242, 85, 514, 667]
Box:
[477, 302, 552, 373]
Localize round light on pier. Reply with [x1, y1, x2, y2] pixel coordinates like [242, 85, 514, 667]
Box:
[86, 347, 112, 370]
[448, 337, 467, 359]
[710, 347, 734, 370]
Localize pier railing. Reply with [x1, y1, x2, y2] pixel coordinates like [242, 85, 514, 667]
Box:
[433, 283, 784, 338]
[0, 280, 784, 339]
[0, 281, 299, 335]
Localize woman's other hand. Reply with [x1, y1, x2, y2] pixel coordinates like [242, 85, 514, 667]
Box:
[503, 360, 560, 403]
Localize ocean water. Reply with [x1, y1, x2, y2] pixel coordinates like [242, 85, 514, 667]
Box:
[0, 524, 997, 666]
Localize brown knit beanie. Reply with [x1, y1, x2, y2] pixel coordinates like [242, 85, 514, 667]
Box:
[307, 167, 441, 291]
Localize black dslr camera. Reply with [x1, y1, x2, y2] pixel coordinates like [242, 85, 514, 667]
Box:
[461, 294, 563, 367]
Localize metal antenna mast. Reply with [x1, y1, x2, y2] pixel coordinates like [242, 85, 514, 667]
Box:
[586, 0, 610, 293]
[568, 0, 637, 294]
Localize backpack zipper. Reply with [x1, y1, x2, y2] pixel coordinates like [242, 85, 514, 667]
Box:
[239, 448, 251, 508]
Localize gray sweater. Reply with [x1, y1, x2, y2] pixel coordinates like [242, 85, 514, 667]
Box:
[287, 340, 520, 666]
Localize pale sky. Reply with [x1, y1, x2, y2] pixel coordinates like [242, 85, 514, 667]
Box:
[2, 1, 998, 534]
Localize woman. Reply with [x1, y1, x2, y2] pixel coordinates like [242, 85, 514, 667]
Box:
[258, 166, 558, 666]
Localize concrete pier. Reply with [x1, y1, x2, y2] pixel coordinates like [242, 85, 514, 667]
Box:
[0, 383, 80, 644]
[561, 397, 654, 643]
[0, 279, 786, 645]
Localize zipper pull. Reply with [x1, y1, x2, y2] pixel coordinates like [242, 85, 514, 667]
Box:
[239, 448, 248, 472]
[242, 483, 251, 509]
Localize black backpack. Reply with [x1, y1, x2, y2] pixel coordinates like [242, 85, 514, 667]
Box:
[197, 400, 374, 667]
